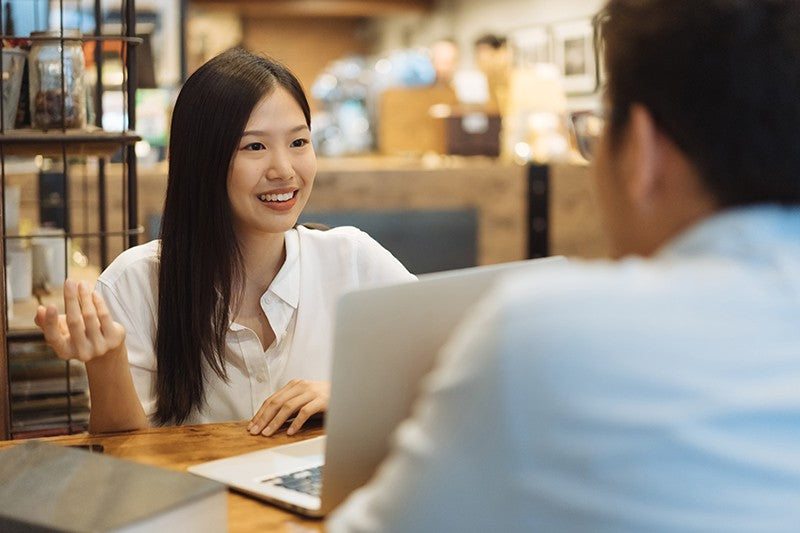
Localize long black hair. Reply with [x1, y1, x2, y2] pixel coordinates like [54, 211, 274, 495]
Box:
[155, 48, 311, 425]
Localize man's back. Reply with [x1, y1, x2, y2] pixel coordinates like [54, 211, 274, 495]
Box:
[494, 206, 800, 530]
[330, 206, 800, 532]
[329, 0, 800, 527]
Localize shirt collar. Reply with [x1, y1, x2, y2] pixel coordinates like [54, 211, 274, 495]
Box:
[257, 229, 300, 343]
[268, 229, 300, 309]
[656, 204, 800, 262]
[229, 229, 300, 339]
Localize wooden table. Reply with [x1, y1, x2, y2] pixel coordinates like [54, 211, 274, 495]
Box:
[0, 421, 327, 532]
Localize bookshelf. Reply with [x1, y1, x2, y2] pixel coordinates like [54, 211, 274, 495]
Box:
[0, 0, 141, 440]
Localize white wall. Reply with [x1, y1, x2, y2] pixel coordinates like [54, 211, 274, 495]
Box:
[368, 0, 606, 109]
[369, 0, 605, 66]
[137, 0, 182, 87]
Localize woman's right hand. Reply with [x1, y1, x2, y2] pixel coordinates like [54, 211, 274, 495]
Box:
[34, 279, 126, 362]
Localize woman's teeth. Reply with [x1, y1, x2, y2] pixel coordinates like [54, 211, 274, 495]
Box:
[259, 192, 294, 202]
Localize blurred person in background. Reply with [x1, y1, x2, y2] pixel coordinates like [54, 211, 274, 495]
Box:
[329, 0, 800, 531]
[429, 37, 461, 88]
[473, 32, 511, 114]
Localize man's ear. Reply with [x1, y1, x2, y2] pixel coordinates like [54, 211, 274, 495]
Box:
[623, 103, 662, 209]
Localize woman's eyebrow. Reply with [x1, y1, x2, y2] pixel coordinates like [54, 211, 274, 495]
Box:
[241, 124, 309, 137]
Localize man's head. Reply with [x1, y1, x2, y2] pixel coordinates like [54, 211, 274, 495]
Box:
[593, 0, 800, 257]
[430, 38, 460, 85]
[474, 34, 507, 74]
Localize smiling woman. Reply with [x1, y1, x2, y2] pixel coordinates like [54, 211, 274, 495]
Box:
[228, 87, 317, 234]
[34, 48, 416, 438]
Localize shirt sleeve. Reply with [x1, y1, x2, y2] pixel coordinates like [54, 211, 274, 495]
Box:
[327, 288, 513, 532]
[351, 228, 418, 285]
[95, 271, 159, 422]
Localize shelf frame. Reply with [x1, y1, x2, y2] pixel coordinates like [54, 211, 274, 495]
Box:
[0, 0, 140, 440]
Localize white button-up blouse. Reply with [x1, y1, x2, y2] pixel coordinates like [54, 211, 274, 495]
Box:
[96, 225, 416, 425]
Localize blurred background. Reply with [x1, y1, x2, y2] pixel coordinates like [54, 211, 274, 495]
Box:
[0, 0, 612, 439]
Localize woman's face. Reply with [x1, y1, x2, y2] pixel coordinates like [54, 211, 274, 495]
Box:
[227, 86, 316, 239]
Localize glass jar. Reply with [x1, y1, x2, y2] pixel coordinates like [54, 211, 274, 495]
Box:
[28, 29, 86, 130]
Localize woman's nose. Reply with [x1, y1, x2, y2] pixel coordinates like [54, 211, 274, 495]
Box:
[266, 149, 293, 180]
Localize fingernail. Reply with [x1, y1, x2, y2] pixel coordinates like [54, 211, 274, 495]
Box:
[261, 425, 274, 436]
[287, 427, 296, 436]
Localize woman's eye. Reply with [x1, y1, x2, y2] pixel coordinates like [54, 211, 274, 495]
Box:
[291, 138, 309, 148]
[243, 142, 266, 151]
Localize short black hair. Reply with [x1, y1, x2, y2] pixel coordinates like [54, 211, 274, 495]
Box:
[474, 33, 506, 49]
[599, 0, 800, 206]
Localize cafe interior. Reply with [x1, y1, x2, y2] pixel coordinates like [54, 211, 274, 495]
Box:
[0, 0, 619, 529]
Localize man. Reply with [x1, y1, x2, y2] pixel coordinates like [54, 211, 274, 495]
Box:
[429, 37, 461, 88]
[328, 0, 800, 531]
[473, 33, 510, 113]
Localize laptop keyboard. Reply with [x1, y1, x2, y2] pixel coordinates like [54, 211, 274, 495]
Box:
[263, 465, 323, 497]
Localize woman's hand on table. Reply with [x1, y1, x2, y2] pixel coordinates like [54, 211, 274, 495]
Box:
[249, 379, 330, 437]
[34, 279, 126, 362]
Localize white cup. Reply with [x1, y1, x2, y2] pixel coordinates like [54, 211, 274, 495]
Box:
[7, 241, 32, 301]
[5, 264, 13, 320]
[32, 242, 54, 287]
[4, 185, 20, 234]
[31, 228, 67, 286]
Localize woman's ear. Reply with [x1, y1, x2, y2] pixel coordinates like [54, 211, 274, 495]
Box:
[623, 103, 662, 209]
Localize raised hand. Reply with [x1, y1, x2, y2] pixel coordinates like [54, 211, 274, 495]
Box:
[34, 279, 126, 362]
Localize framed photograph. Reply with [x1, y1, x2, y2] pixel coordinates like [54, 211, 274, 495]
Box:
[551, 18, 598, 95]
[595, 20, 607, 89]
[509, 25, 552, 68]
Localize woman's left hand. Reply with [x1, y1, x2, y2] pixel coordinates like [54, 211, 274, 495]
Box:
[248, 379, 330, 436]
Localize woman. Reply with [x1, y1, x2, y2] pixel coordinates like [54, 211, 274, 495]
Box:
[35, 48, 415, 436]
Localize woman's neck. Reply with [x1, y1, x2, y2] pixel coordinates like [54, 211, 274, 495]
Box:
[231, 231, 287, 351]
[237, 229, 287, 294]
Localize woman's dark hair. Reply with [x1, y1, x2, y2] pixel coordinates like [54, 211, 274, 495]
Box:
[155, 48, 311, 425]
[598, 0, 800, 206]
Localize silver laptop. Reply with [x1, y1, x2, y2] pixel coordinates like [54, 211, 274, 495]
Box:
[188, 256, 566, 517]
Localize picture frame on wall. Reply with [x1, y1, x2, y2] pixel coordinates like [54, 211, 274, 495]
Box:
[594, 17, 607, 89]
[551, 18, 598, 95]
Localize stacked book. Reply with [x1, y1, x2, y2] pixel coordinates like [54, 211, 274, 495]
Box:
[0, 441, 228, 532]
[8, 339, 89, 438]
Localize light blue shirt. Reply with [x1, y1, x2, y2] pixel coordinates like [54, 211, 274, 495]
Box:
[329, 205, 800, 532]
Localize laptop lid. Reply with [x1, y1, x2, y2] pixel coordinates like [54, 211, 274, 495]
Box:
[317, 255, 565, 515]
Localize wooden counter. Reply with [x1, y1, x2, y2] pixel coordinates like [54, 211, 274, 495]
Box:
[132, 156, 530, 272]
[307, 155, 529, 267]
[138, 156, 608, 263]
[5, 155, 607, 278]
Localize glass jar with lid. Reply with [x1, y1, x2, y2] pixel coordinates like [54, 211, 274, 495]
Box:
[28, 29, 87, 130]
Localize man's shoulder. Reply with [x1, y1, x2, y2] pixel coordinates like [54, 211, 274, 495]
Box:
[496, 257, 665, 302]
[490, 255, 740, 330]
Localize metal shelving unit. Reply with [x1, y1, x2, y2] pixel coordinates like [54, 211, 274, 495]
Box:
[0, 0, 141, 439]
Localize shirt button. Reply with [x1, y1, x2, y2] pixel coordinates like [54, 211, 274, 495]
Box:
[256, 373, 266, 383]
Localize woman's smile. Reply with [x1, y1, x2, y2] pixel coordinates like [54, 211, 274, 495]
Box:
[257, 189, 298, 211]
